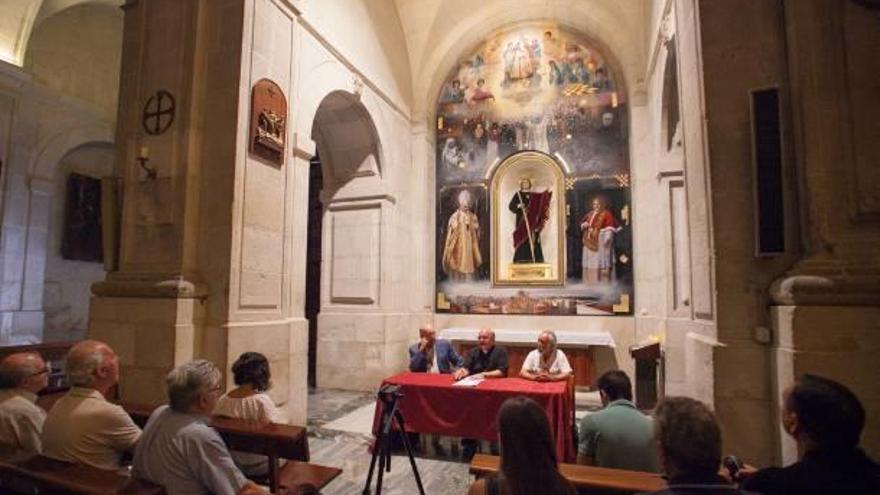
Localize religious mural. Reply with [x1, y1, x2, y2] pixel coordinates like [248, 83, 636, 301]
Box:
[435, 25, 633, 316]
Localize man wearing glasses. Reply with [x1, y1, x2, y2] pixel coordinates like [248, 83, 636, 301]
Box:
[0, 352, 49, 452]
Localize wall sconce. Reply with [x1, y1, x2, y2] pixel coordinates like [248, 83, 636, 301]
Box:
[137, 146, 157, 180]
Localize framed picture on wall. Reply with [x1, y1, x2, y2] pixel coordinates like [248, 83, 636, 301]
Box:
[490, 151, 566, 286]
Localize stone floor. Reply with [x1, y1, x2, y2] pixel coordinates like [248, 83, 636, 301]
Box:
[304, 388, 602, 495]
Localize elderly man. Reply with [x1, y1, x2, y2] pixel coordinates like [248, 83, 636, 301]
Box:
[0, 352, 49, 452]
[578, 370, 657, 472]
[452, 328, 508, 381]
[643, 397, 752, 494]
[520, 330, 572, 382]
[133, 360, 266, 495]
[409, 324, 463, 374]
[42, 340, 141, 470]
[453, 328, 508, 461]
[737, 374, 880, 494]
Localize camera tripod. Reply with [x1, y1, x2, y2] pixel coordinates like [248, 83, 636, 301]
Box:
[362, 387, 426, 495]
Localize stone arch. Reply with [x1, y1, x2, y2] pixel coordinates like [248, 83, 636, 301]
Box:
[412, 3, 643, 123]
[310, 90, 383, 192]
[29, 123, 114, 181]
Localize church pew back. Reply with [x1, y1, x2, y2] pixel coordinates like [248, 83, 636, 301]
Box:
[470, 453, 666, 493]
[0, 443, 164, 495]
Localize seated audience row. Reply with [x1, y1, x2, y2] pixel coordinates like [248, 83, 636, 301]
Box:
[0, 340, 293, 495]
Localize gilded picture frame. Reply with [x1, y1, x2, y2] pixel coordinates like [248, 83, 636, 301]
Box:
[490, 151, 566, 286]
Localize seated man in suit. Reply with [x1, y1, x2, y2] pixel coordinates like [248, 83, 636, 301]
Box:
[520, 330, 572, 382]
[409, 324, 463, 374]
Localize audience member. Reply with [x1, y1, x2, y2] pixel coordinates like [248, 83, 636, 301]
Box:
[645, 396, 753, 494]
[577, 370, 657, 472]
[737, 374, 880, 495]
[214, 352, 287, 476]
[453, 328, 508, 380]
[520, 330, 572, 382]
[468, 397, 576, 495]
[41, 340, 140, 470]
[133, 359, 266, 495]
[0, 352, 49, 452]
[408, 324, 463, 374]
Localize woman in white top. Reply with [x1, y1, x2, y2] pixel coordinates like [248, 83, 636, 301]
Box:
[213, 352, 287, 476]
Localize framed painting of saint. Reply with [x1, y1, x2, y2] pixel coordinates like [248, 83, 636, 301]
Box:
[490, 151, 565, 286]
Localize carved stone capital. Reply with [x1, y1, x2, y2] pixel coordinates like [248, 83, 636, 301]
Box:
[769, 274, 880, 306]
[91, 275, 207, 299]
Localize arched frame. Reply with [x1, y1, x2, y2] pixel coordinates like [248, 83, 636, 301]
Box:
[490, 151, 566, 286]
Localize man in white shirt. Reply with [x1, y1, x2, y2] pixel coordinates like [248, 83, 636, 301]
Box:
[0, 352, 49, 452]
[41, 340, 141, 470]
[520, 330, 572, 382]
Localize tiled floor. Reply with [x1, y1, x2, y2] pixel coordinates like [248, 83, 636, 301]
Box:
[304, 387, 602, 495]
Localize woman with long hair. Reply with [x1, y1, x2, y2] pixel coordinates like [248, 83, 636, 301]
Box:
[468, 397, 576, 495]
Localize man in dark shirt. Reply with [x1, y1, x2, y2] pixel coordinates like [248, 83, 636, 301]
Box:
[452, 328, 508, 461]
[645, 397, 755, 495]
[736, 374, 880, 495]
[452, 328, 508, 380]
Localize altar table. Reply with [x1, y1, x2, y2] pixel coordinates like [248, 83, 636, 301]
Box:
[372, 372, 575, 462]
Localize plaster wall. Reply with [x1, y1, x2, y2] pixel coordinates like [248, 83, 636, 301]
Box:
[43, 144, 113, 343]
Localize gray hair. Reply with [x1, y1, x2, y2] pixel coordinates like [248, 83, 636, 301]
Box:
[540, 330, 558, 351]
[66, 349, 105, 387]
[0, 353, 41, 389]
[167, 360, 221, 412]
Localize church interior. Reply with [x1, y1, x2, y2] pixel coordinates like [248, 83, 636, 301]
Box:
[0, 0, 877, 493]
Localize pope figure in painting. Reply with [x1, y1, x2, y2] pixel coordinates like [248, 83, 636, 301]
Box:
[580, 196, 618, 282]
[509, 178, 552, 264]
[442, 190, 482, 280]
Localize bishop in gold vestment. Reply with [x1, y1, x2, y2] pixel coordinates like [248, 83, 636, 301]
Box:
[442, 190, 482, 280]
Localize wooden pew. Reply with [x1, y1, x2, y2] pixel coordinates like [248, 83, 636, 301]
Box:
[470, 453, 666, 494]
[0, 443, 164, 495]
[123, 403, 341, 494]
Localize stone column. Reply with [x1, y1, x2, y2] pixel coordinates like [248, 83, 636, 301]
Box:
[769, 0, 880, 463]
[89, 0, 309, 423]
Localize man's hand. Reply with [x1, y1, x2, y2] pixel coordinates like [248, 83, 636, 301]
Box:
[535, 372, 550, 382]
[418, 338, 432, 353]
[239, 482, 268, 495]
[734, 464, 758, 481]
[453, 368, 469, 381]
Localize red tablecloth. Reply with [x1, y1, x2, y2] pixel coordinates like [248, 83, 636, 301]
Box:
[372, 372, 575, 462]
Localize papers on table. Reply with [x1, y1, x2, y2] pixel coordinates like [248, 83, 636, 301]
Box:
[452, 376, 484, 387]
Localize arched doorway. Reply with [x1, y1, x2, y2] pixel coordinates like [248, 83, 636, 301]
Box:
[307, 90, 384, 389]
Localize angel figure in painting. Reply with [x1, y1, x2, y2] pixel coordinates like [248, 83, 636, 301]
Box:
[509, 178, 552, 264]
[442, 190, 482, 281]
[580, 196, 618, 282]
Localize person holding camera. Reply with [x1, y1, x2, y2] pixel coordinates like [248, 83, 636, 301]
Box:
[732, 374, 880, 495]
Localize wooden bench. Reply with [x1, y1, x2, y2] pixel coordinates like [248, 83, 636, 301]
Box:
[470, 453, 666, 494]
[0, 443, 164, 494]
[123, 403, 341, 494]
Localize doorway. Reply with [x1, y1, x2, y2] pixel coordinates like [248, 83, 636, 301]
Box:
[305, 154, 323, 388]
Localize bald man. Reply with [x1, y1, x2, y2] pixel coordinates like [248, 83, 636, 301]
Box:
[0, 352, 49, 452]
[42, 340, 141, 471]
[520, 330, 572, 382]
[453, 328, 508, 380]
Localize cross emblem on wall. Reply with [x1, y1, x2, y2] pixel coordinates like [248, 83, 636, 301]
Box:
[142, 90, 176, 135]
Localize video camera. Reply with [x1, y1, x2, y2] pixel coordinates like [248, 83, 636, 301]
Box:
[377, 384, 404, 404]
